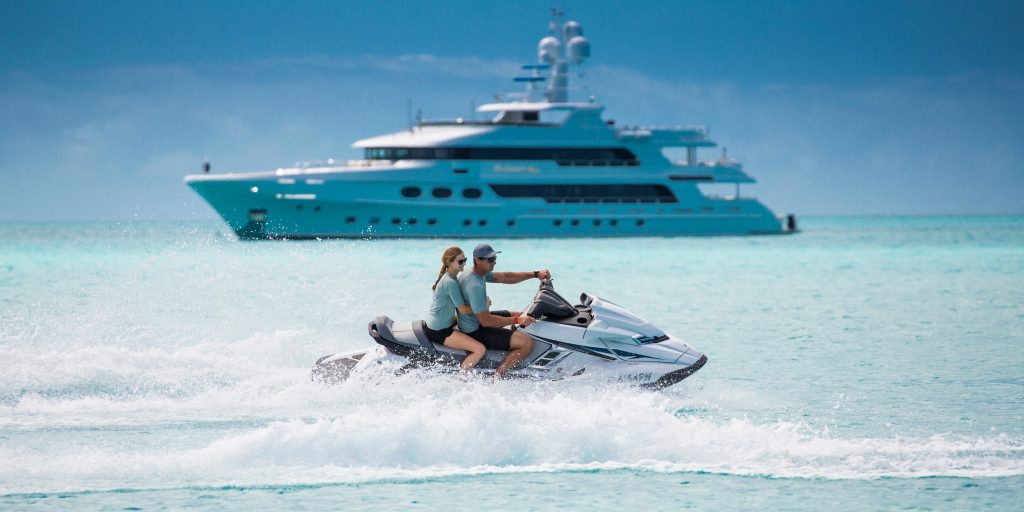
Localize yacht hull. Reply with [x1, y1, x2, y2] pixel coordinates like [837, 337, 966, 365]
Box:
[187, 171, 788, 239]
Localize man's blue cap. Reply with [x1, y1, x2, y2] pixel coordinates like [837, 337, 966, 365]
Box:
[473, 243, 501, 259]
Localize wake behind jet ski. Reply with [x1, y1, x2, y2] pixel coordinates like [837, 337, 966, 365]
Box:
[312, 278, 708, 389]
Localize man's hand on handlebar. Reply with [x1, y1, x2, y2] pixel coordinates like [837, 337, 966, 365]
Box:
[517, 314, 536, 327]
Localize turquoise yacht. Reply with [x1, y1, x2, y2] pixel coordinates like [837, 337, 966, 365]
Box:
[186, 16, 795, 239]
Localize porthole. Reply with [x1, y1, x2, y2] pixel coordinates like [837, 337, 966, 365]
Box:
[432, 187, 452, 198]
[408, 218, 418, 225]
[636, 219, 645, 226]
[593, 219, 601, 226]
[507, 220, 516, 227]
[370, 217, 380, 224]
[345, 216, 356, 224]
[610, 219, 618, 226]
[463, 188, 482, 199]
[401, 186, 422, 198]
[478, 219, 487, 226]
[463, 219, 472, 226]
[571, 219, 580, 227]
[427, 218, 437, 226]
[296, 205, 304, 211]
[554, 220, 563, 227]
[392, 218, 401, 225]
[314, 205, 321, 212]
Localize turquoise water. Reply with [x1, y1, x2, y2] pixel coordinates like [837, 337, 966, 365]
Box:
[1, 216, 1022, 509]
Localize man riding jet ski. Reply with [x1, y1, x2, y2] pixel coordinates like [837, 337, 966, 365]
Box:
[311, 278, 708, 389]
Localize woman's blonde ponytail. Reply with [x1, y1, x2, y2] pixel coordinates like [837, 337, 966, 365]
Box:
[432, 246, 465, 291]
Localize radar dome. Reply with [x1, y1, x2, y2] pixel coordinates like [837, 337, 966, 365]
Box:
[538, 36, 561, 63]
[567, 36, 591, 64]
[563, 21, 583, 39]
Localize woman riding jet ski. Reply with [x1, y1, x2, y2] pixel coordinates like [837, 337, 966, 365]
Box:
[311, 278, 708, 389]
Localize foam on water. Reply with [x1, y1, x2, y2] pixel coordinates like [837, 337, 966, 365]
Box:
[2, 365, 1023, 494]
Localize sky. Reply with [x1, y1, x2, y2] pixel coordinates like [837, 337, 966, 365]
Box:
[1, 0, 1022, 220]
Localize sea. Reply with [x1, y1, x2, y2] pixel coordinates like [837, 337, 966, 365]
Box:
[1, 215, 1022, 510]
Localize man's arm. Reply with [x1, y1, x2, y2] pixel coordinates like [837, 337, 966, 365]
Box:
[490, 269, 551, 284]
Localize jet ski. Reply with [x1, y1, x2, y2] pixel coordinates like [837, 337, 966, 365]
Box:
[311, 278, 707, 389]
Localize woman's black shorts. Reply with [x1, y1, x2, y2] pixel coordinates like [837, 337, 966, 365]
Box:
[423, 324, 454, 345]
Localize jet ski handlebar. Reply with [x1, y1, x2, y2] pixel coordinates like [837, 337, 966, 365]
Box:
[525, 277, 577, 320]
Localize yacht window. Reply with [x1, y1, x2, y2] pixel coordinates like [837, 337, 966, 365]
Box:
[478, 219, 487, 226]
[363, 146, 637, 165]
[427, 218, 437, 225]
[553, 220, 562, 227]
[463, 219, 472, 226]
[408, 218, 418, 225]
[392, 218, 401, 224]
[507, 220, 516, 227]
[345, 216, 356, 224]
[433, 187, 452, 198]
[401, 186, 421, 198]
[540, 110, 572, 124]
[463, 188, 482, 199]
[489, 184, 677, 204]
[370, 217, 380, 224]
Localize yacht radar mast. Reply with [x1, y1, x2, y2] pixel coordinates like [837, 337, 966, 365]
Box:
[530, 10, 590, 103]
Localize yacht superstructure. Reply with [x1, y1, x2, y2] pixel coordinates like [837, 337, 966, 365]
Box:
[185, 15, 795, 239]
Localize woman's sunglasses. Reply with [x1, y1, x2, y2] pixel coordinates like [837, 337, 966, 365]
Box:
[455, 258, 467, 265]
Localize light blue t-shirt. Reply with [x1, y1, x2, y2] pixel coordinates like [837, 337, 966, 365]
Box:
[426, 273, 467, 330]
[456, 270, 495, 333]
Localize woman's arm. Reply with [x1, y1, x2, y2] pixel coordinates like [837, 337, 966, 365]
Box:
[476, 310, 534, 327]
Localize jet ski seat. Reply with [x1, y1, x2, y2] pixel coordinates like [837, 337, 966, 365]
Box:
[368, 315, 552, 370]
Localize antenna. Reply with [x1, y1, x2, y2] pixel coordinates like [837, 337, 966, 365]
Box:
[406, 99, 412, 131]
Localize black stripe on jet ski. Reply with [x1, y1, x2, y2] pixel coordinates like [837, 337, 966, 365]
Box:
[611, 349, 660, 361]
[531, 335, 660, 362]
[531, 335, 616, 361]
[639, 354, 708, 390]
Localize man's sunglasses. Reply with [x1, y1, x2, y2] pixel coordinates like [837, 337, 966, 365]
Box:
[477, 256, 497, 263]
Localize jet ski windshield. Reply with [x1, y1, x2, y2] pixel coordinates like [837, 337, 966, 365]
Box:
[526, 278, 577, 319]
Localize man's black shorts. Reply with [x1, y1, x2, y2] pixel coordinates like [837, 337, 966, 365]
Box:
[465, 326, 513, 351]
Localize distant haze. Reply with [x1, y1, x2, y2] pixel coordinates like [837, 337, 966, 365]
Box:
[2, 0, 1022, 220]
